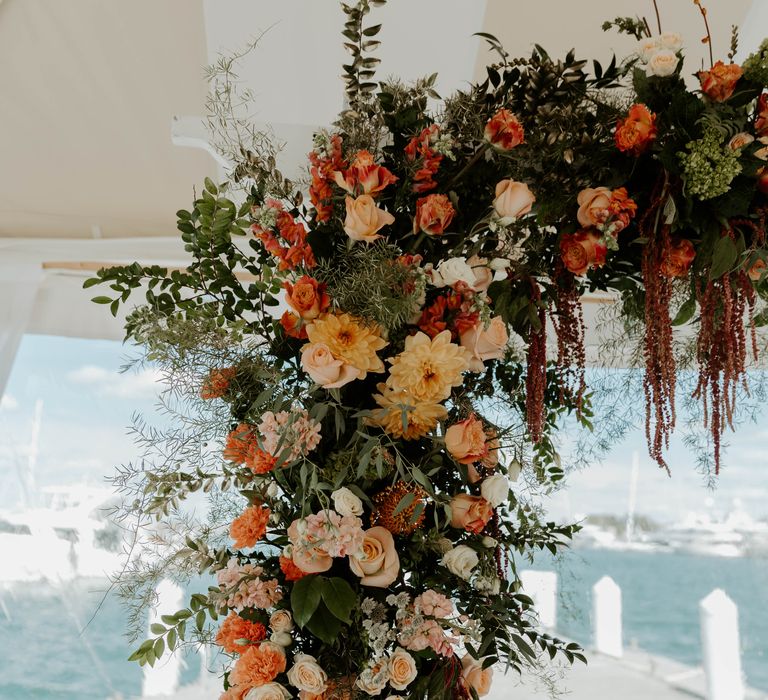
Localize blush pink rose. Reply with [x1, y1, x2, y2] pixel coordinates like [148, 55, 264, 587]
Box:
[450, 495, 493, 534]
[301, 342, 360, 388]
[460, 655, 493, 697]
[493, 180, 535, 219]
[459, 316, 509, 372]
[287, 520, 333, 574]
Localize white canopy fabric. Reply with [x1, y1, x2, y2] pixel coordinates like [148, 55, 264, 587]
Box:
[0, 0, 761, 396]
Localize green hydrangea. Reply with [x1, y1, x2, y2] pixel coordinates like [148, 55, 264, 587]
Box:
[742, 38, 768, 86]
[678, 128, 742, 200]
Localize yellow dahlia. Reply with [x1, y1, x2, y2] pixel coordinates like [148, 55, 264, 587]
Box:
[306, 312, 387, 377]
[387, 330, 469, 403]
[368, 382, 447, 440]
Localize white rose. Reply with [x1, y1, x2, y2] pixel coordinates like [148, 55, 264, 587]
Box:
[637, 37, 660, 62]
[431, 257, 477, 289]
[646, 49, 679, 77]
[244, 683, 291, 700]
[270, 609, 294, 633]
[659, 32, 683, 52]
[270, 631, 293, 647]
[287, 653, 328, 695]
[436, 537, 454, 554]
[441, 544, 479, 580]
[481, 536, 498, 548]
[331, 487, 364, 517]
[266, 482, 280, 498]
[508, 459, 522, 482]
[480, 474, 509, 507]
[489, 257, 511, 272]
[387, 647, 418, 691]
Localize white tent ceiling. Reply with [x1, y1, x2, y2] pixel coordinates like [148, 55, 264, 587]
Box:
[0, 0, 761, 394]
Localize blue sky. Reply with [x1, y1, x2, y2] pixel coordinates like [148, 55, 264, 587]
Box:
[0, 334, 766, 522]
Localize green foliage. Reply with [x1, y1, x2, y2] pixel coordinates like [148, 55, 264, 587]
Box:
[742, 38, 768, 86]
[601, 16, 650, 40]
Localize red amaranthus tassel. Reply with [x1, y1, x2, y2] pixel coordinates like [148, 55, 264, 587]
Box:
[640, 183, 677, 473]
[525, 280, 547, 443]
[693, 220, 763, 474]
[550, 262, 586, 414]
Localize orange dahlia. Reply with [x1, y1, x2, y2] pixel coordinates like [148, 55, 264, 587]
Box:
[215, 611, 267, 654]
[306, 313, 387, 377]
[369, 383, 447, 440]
[230, 505, 271, 549]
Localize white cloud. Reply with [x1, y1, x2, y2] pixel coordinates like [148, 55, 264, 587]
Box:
[0, 394, 18, 411]
[67, 365, 164, 400]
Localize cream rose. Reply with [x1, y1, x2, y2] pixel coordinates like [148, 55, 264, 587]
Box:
[480, 474, 509, 507]
[350, 526, 400, 587]
[243, 683, 291, 700]
[461, 655, 494, 697]
[270, 631, 292, 647]
[441, 544, 478, 580]
[493, 179, 535, 219]
[287, 654, 328, 695]
[356, 662, 390, 696]
[270, 610, 294, 633]
[637, 37, 660, 62]
[646, 49, 679, 77]
[301, 342, 360, 389]
[344, 194, 395, 242]
[460, 316, 509, 372]
[467, 255, 493, 292]
[431, 257, 477, 289]
[388, 648, 418, 691]
[332, 487, 364, 517]
[659, 32, 683, 51]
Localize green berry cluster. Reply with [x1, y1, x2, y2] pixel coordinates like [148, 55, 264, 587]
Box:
[678, 128, 742, 200]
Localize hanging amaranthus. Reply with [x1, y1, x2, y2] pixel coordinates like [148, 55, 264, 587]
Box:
[550, 262, 586, 415]
[693, 218, 764, 474]
[640, 181, 677, 473]
[526, 280, 547, 443]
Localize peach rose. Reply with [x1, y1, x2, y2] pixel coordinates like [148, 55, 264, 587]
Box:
[748, 258, 766, 281]
[576, 187, 612, 227]
[284, 276, 329, 321]
[460, 316, 509, 372]
[388, 648, 418, 691]
[450, 494, 493, 534]
[287, 654, 328, 696]
[445, 414, 489, 465]
[615, 104, 657, 155]
[493, 180, 535, 219]
[269, 610, 294, 633]
[413, 194, 455, 236]
[467, 255, 493, 292]
[460, 655, 493, 697]
[756, 94, 768, 136]
[560, 230, 607, 276]
[301, 342, 360, 389]
[698, 61, 743, 102]
[660, 238, 695, 278]
[344, 194, 395, 242]
[484, 109, 525, 150]
[349, 526, 400, 587]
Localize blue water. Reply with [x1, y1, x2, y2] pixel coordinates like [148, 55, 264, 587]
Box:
[0, 549, 765, 698]
[533, 548, 768, 692]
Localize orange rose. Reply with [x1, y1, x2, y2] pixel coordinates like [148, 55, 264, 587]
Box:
[284, 276, 329, 321]
[459, 316, 509, 372]
[660, 239, 695, 278]
[756, 94, 768, 137]
[460, 655, 494, 697]
[484, 109, 525, 150]
[560, 230, 607, 276]
[698, 61, 743, 102]
[349, 526, 400, 587]
[343, 195, 395, 242]
[576, 187, 612, 227]
[301, 342, 360, 389]
[413, 194, 455, 235]
[445, 414, 489, 465]
[748, 258, 766, 281]
[450, 494, 493, 534]
[493, 180, 535, 219]
[615, 104, 657, 155]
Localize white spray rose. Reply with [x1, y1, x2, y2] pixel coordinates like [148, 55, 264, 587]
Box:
[659, 32, 683, 51]
[331, 487, 364, 517]
[508, 459, 522, 482]
[244, 683, 292, 700]
[431, 257, 477, 288]
[270, 631, 293, 647]
[441, 545, 479, 580]
[646, 49, 679, 77]
[480, 474, 509, 507]
[637, 37, 660, 62]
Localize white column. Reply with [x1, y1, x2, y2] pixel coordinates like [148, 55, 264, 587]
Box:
[592, 575, 623, 658]
[520, 570, 558, 629]
[700, 589, 744, 700]
[142, 579, 184, 698]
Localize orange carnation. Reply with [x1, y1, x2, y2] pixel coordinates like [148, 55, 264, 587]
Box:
[224, 424, 259, 465]
[229, 642, 287, 690]
[280, 553, 309, 581]
[230, 505, 271, 549]
[615, 104, 657, 155]
[698, 61, 743, 102]
[413, 194, 455, 236]
[560, 230, 607, 276]
[245, 448, 278, 476]
[660, 239, 696, 278]
[216, 611, 267, 654]
[201, 367, 236, 400]
[484, 109, 525, 150]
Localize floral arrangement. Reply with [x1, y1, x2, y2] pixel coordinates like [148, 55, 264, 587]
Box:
[89, 1, 768, 698]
